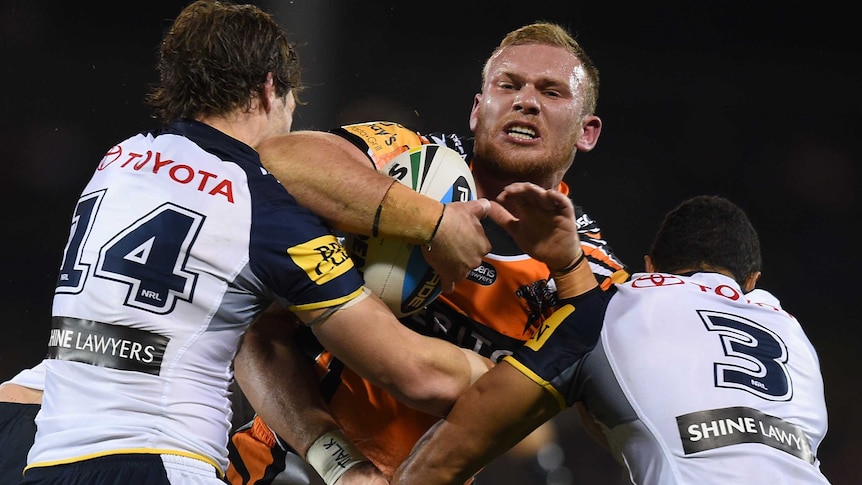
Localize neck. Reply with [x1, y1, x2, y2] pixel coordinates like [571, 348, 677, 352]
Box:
[196, 112, 264, 149]
[471, 162, 563, 199]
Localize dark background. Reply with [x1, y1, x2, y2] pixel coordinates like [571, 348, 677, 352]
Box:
[1, 1, 857, 483]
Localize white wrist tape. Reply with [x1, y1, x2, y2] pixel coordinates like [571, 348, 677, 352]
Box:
[306, 429, 370, 485]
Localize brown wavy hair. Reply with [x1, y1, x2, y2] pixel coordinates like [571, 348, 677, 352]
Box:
[146, 0, 304, 123]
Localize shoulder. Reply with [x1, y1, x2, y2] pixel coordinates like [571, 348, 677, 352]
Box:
[331, 121, 423, 163]
[571, 203, 629, 284]
[332, 122, 473, 169]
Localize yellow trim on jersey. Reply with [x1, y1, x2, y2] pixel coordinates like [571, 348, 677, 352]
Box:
[289, 287, 365, 313]
[610, 268, 630, 284]
[502, 356, 566, 411]
[524, 304, 574, 351]
[286, 235, 354, 285]
[24, 448, 224, 478]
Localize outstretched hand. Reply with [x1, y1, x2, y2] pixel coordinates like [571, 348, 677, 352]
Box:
[423, 198, 492, 293]
[488, 182, 582, 271]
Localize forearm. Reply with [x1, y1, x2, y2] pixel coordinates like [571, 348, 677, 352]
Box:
[233, 305, 336, 457]
[306, 293, 491, 417]
[390, 339, 492, 417]
[392, 362, 559, 484]
[236, 305, 388, 484]
[257, 131, 442, 244]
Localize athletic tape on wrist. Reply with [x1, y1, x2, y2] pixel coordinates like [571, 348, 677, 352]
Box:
[551, 253, 597, 299]
[376, 181, 443, 245]
[306, 429, 370, 485]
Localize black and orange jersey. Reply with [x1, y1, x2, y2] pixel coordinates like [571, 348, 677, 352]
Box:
[226, 121, 629, 482]
[334, 122, 628, 356]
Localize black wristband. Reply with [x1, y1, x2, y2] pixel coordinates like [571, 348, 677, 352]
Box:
[425, 205, 445, 249]
[373, 178, 399, 238]
[372, 203, 383, 237]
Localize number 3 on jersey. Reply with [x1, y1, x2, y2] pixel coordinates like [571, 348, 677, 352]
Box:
[56, 189, 204, 314]
[699, 310, 792, 401]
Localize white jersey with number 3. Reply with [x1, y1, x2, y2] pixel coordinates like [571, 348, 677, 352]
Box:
[590, 272, 829, 484]
[510, 271, 829, 484]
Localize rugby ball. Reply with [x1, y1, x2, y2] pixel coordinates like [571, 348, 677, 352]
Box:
[345, 144, 476, 317]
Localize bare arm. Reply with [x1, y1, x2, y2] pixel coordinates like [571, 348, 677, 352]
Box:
[234, 304, 389, 484]
[236, 293, 492, 446]
[303, 290, 492, 417]
[233, 304, 336, 458]
[0, 383, 42, 404]
[257, 130, 492, 292]
[391, 361, 560, 484]
[257, 131, 392, 237]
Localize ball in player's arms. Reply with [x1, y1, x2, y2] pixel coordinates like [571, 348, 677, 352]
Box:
[346, 144, 476, 317]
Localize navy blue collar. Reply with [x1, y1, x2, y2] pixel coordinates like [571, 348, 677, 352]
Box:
[158, 118, 261, 167]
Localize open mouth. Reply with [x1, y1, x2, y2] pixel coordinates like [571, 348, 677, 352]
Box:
[507, 125, 537, 140]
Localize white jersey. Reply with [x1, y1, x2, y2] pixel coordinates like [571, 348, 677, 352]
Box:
[3, 362, 45, 390]
[509, 272, 829, 484]
[27, 120, 364, 477]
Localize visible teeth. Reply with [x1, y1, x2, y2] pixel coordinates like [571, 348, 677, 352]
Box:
[508, 127, 536, 139]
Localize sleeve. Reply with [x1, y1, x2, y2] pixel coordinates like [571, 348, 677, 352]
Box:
[246, 169, 366, 312]
[3, 361, 46, 390]
[331, 121, 427, 170]
[504, 286, 613, 410]
[331, 121, 475, 175]
[572, 204, 631, 290]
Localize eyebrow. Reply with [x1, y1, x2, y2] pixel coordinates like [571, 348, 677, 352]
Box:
[494, 70, 575, 93]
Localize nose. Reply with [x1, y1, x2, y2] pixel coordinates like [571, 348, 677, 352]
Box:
[513, 86, 540, 114]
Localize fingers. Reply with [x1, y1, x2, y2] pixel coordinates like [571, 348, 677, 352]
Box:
[440, 279, 457, 294]
[423, 199, 490, 296]
[468, 198, 491, 219]
[422, 244, 458, 294]
[496, 182, 573, 216]
[487, 200, 516, 227]
[497, 181, 543, 202]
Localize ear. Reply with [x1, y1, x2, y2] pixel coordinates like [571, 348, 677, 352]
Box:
[469, 93, 482, 132]
[261, 72, 276, 113]
[743, 271, 761, 292]
[644, 255, 654, 273]
[575, 115, 602, 152]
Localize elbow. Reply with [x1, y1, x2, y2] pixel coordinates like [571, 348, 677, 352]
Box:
[378, 350, 469, 417]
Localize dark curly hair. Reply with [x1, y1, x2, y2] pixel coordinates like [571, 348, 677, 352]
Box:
[146, 0, 304, 123]
[648, 195, 762, 286]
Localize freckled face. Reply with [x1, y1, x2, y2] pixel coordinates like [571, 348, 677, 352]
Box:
[470, 44, 591, 184]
